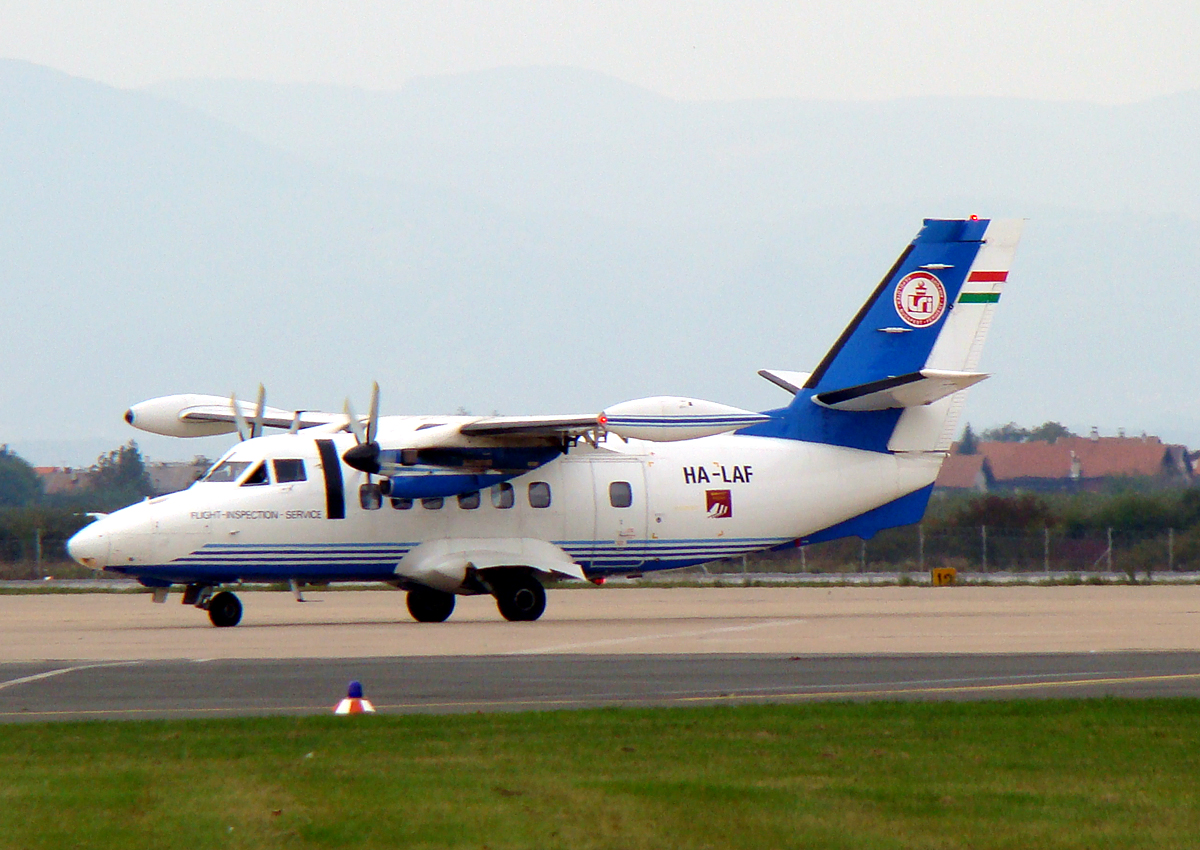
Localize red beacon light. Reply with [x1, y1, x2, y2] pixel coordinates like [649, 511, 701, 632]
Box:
[969, 214, 980, 220]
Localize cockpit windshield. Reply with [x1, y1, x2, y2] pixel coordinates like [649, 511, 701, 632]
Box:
[202, 460, 251, 483]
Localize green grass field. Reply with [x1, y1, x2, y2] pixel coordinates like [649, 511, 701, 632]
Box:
[2, 700, 1199, 849]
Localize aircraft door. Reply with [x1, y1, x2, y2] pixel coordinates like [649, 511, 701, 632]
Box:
[589, 458, 648, 570]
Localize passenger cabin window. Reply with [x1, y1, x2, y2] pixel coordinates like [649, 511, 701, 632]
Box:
[492, 482, 514, 509]
[609, 481, 633, 508]
[390, 497, 413, 510]
[273, 459, 306, 483]
[458, 491, 480, 510]
[241, 462, 269, 486]
[421, 497, 444, 510]
[203, 460, 250, 483]
[528, 481, 551, 509]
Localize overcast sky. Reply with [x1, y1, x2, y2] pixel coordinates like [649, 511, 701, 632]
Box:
[1, 1, 1198, 103]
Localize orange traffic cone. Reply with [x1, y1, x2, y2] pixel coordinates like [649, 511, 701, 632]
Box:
[334, 680, 376, 714]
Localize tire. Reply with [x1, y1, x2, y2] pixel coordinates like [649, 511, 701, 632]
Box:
[207, 591, 243, 627]
[494, 573, 546, 622]
[406, 587, 456, 623]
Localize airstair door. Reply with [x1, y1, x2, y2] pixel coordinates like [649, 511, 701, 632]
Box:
[589, 457, 648, 572]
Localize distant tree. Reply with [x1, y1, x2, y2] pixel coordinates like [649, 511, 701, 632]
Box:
[0, 445, 42, 508]
[981, 422, 1030, 442]
[1087, 493, 1176, 535]
[1026, 421, 1075, 443]
[980, 421, 1075, 444]
[946, 494, 1057, 530]
[958, 424, 978, 455]
[87, 441, 154, 509]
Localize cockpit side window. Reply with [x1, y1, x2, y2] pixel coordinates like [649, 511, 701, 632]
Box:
[241, 462, 269, 486]
[202, 460, 250, 483]
[273, 459, 307, 483]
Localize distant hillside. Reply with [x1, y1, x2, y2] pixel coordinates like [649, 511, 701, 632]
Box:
[152, 68, 1200, 225]
[1, 59, 1199, 465]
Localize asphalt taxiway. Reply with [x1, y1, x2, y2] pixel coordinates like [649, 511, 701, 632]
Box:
[4, 586, 1200, 720]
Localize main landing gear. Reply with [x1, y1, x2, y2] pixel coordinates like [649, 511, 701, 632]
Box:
[402, 572, 548, 623]
[406, 586, 456, 623]
[181, 583, 243, 628]
[491, 572, 546, 622]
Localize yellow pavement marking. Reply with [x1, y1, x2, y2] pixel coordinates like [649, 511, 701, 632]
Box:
[4, 671, 1199, 719]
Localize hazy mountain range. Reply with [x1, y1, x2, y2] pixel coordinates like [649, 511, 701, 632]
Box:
[2, 59, 1198, 465]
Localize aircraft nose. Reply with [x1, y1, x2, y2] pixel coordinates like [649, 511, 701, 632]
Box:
[67, 522, 111, 569]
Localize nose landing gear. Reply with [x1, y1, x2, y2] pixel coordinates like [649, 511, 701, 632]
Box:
[181, 583, 244, 628]
[205, 591, 243, 628]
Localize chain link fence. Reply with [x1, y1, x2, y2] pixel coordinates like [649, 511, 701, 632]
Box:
[0, 532, 93, 580]
[709, 526, 1197, 581]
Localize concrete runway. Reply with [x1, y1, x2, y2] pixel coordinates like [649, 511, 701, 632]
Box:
[4, 586, 1200, 721]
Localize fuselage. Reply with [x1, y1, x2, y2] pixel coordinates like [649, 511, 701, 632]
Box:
[68, 425, 941, 589]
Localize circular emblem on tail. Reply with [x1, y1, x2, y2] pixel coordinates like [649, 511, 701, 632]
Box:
[893, 271, 947, 328]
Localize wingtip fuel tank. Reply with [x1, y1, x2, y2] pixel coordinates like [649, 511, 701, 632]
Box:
[601, 397, 770, 442]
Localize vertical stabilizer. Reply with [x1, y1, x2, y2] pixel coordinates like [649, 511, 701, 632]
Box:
[753, 218, 1022, 453]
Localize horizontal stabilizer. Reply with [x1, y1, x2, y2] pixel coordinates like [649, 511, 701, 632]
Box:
[757, 370, 812, 396]
[813, 369, 988, 412]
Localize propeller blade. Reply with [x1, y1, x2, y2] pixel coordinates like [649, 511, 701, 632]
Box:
[230, 392, 250, 442]
[251, 384, 266, 439]
[344, 398, 367, 445]
[366, 381, 380, 445]
[288, 410, 304, 435]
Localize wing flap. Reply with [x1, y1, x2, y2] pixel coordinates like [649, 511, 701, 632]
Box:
[182, 405, 341, 431]
[459, 415, 601, 438]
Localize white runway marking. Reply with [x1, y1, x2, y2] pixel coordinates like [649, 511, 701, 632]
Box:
[0, 662, 139, 691]
[510, 619, 802, 655]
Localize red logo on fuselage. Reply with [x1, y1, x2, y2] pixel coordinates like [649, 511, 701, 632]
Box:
[706, 490, 732, 518]
[893, 271, 947, 328]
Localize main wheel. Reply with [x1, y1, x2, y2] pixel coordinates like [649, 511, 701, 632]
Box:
[207, 591, 243, 627]
[406, 587, 456, 623]
[494, 573, 546, 622]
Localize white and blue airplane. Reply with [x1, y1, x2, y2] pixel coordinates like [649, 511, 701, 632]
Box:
[68, 218, 1022, 627]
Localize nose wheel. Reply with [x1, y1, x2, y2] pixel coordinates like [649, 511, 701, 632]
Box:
[205, 590, 243, 627]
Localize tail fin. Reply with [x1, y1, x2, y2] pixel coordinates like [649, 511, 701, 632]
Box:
[766, 218, 1023, 452]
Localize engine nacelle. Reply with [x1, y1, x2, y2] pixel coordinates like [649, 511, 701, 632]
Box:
[601, 397, 770, 442]
[124, 394, 240, 438]
[381, 471, 517, 501]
